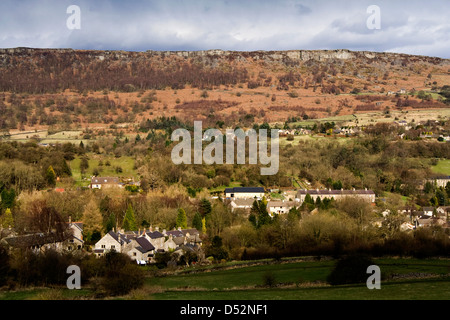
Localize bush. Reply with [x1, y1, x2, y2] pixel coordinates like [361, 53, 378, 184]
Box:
[99, 252, 145, 296]
[0, 245, 10, 287]
[262, 271, 277, 287]
[327, 254, 375, 285]
[100, 263, 144, 296]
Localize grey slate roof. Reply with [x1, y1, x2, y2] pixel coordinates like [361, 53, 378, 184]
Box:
[107, 230, 130, 245]
[297, 189, 375, 196]
[224, 187, 265, 194]
[135, 237, 155, 253]
[91, 177, 120, 184]
[147, 231, 165, 239]
[166, 230, 184, 237]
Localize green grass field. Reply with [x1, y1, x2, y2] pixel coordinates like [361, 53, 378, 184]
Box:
[68, 154, 138, 187]
[152, 277, 450, 300]
[291, 108, 450, 128]
[279, 135, 350, 147]
[432, 160, 450, 176]
[148, 257, 450, 300]
[1, 257, 449, 300]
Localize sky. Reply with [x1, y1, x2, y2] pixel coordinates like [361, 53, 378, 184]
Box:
[0, 0, 449, 58]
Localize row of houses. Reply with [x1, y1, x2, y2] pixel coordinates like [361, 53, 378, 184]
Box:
[230, 198, 300, 216]
[0, 219, 84, 254]
[93, 227, 202, 264]
[386, 206, 450, 230]
[226, 187, 376, 216]
[0, 216, 201, 265]
[425, 176, 450, 188]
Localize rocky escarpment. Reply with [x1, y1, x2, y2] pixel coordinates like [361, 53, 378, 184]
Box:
[0, 47, 448, 93]
[149, 48, 448, 64]
[0, 47, 448, 67]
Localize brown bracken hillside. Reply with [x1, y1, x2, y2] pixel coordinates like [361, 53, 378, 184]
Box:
[0, 48, 449, 130]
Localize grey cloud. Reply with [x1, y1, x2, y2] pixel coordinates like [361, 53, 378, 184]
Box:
[0, 0, 448, 58]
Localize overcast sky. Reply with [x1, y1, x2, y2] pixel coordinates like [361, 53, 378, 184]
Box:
[0, 0, 449, 58]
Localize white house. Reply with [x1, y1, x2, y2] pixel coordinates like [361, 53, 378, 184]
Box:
[296, 188, 376, 204]
[90, 177, 122, 189]
[94, 230, 130, 257]
[224, 187, 265, 200]
[94, 227, 202, 262]
[125, 236, 155, 264]
[230, 198, 254, 212]
[64, 219, 84, 251]
[267, 200, 299, 216]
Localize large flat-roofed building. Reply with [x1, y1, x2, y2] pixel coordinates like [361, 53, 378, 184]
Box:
[296, 189, 375, 204]
[224, 187, 265, 200]
[427, 176, 450, 188]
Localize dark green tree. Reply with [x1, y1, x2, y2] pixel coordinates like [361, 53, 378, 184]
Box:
[105, 213, 116, 233]
[46, 165, 57, 187]
[176, 208, 188, 229]
[198, 198, 212, 217]
[61, 159, 72, 177]
[192, 212, 203, 231]
[122, 204, 137, 231]
[80, 157, 89, 174]
[0, 188, 16, 210]
[249, 198, 271, 228]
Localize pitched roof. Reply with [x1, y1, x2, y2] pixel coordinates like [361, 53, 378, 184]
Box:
[232, 199, 255, 206]
[181, 228, 200, 236]
[267, 201, 298, 208]
[297, 189, 375, 196]
[91, 177, 120, 184]
[68, 222, 83, 231]
[172, 237, 185, 245]
[166, 230, 184, 237]
[107, 231, 130, 245]
[224, 187, 265, 194]
[135, 237, 155, 253]
[3, 231, 71, 248]
[431, 176, 450, 180]
[147, 231, 165, 239]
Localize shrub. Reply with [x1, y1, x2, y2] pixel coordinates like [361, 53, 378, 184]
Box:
[0, 245, 10, 287]
[99, 252, 145, 296]
[288, 91, 299, 98]
[262, 271, 277, 287]
[327, 254, 375, 285]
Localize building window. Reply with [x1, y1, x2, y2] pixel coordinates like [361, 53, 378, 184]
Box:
[101, 245, 106, 249]
[111, 245, 115, 249]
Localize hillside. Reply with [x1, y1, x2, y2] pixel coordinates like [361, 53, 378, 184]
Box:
[0, 48, 449, 131]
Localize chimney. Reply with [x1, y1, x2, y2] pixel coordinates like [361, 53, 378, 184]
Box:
[163, 229, 167, 236]
[68, 216, 72, 224]
[178, 227, 182, 231]
[155, 226, 159, 232]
